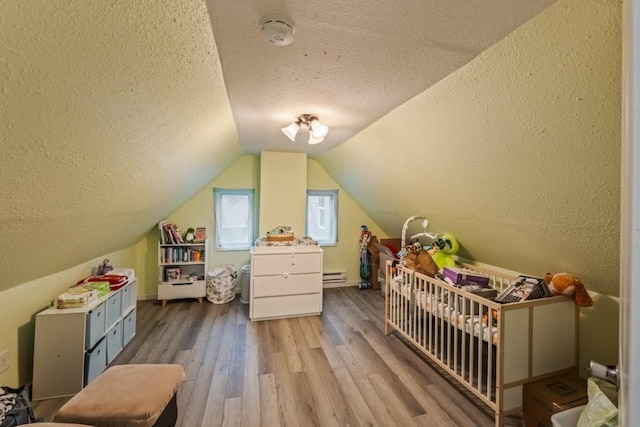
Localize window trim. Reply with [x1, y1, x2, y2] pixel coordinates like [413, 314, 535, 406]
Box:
[213, 188, 255, 251]
[306, 189, 338, 246]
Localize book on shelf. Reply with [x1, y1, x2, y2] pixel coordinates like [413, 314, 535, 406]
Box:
[165, 267, 181, 282]
[158, 221, 167, 245]
[159, 221, 186, 245]
[194, 227, 206, 243]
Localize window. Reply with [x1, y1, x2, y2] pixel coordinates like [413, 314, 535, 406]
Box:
[214, 188, 255, 250]
[306, 189, 338, 245]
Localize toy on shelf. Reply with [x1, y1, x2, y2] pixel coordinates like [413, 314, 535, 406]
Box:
[543, 272, 594, 307]
[184, 228, 196, 243]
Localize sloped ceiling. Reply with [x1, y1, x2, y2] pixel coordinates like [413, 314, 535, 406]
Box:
[317, 0, 622, 296]
[1, 0, 621, 297]
[0, 0, 243, 292]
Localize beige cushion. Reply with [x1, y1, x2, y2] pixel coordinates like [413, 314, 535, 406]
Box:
[54, 364, 184, 427]
[38, 424, 96, 427]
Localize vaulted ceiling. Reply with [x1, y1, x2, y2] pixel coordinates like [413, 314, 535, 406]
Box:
[206, 0, 558, 154]
[1, 0, 622, 297]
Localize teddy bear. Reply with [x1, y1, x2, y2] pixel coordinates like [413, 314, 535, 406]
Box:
[543, 272, 594, 307]
[403, 249, 438, 277]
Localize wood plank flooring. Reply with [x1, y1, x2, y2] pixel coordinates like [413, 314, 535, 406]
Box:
[33, 287, 523, 426]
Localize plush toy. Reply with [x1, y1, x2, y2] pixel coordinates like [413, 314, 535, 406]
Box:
[97, 259, 113, 275]
[428, 233, 460, 270]
[403, 249, 438, 277]
[184, 228, 196, 243]
[543, 272, 594, 307]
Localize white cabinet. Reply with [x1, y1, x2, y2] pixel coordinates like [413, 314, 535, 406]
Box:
[250, 245, 323, 321]
[157, 239, 209, 306]
[32, 278, 137, 400]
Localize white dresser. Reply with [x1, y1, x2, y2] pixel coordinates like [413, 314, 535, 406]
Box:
[250, 245, 323, 321]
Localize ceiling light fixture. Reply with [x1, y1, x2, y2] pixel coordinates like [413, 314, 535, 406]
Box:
[281, 114, 329, 144]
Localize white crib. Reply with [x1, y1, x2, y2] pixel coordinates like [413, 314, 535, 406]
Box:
[384, 260, 579, 426]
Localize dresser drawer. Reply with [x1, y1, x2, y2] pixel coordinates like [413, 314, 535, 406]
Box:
[253, 273, 321, 298]
[158, 281, 205, 300]
[252, 253, 321, 276]
[251, 293, 322, 320]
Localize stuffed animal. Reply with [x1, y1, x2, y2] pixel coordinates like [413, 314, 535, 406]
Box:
[184, 228, 196, 243]
[543, 272, 594, 307]
[428, 233, 460, 270]
[97, 259, 113, 275]
[403, 250, 438, 277]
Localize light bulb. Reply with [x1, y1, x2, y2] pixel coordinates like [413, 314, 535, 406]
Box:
[281, 122, 300, 141]
[308, 134, 324, 145]
[309, 119, 329, 139]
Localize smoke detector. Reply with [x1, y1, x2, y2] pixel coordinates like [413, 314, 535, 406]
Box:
[260, 15, 294, 46]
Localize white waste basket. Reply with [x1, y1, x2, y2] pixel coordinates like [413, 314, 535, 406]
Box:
[206, 265, 238, 304]
[240, 264, 251, 304]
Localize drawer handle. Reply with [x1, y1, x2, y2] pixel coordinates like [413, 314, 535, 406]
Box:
[281, 273, 289, 279]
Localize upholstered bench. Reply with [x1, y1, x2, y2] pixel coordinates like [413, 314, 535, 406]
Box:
[38, 424, 96, 426]
[54, 364, 184, 427]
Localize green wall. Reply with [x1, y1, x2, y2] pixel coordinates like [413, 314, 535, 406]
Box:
[140, 154, 386, 298]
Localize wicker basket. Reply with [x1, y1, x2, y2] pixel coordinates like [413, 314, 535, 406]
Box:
[266, 233, 295, 242]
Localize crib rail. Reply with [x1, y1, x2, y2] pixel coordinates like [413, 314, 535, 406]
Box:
[384, 260, 579, 427]
[386, 263, 502, 408]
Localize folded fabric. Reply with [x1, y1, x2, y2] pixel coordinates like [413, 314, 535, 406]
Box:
[57, 288, 98, 309]
[76, 274, 128, 290]
[73, 281, 111, 297]
[108, 268, 135, 280]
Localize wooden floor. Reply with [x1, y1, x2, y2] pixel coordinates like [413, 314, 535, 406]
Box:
[33, 287, 523, 426]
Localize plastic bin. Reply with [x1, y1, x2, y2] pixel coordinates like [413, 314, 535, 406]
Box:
[206, 265, 238, 304]
[240, 264, 250, 304]
[551, 405, 585, 427]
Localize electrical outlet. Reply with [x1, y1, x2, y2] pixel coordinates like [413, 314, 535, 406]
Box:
[0, 349, 9, 374]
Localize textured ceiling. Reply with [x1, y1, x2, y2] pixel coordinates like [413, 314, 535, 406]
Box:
[205, 0, 558, 155]
[0, 0, 243, 293]
[0, 0, 564, 293]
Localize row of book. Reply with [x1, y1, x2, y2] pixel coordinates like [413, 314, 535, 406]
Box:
[160, 247, 204, 264]
[159, 220, 206, 245]
[159, 221, 184, 244]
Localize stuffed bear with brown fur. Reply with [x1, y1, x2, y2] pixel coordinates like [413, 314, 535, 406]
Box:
[543, 272, 594, 307]
[403, 250, 438, 277]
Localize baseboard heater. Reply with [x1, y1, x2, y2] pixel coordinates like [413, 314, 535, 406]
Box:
[322, 271, 347, 284]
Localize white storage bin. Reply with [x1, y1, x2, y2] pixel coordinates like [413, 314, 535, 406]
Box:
[121, 283, 134, 314]
[85, 302, 106, 350]
[106, 320, 122, 364]
[122, 308, 136, 347]
[84, 338, 106, 386]
[551, 405, 585, 427]
[106, 293, 121, 330]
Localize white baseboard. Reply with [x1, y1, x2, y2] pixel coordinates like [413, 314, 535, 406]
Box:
[323, 280, 359, 289]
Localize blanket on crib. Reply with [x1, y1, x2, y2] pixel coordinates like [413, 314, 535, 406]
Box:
[392, 280, 499, 345]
